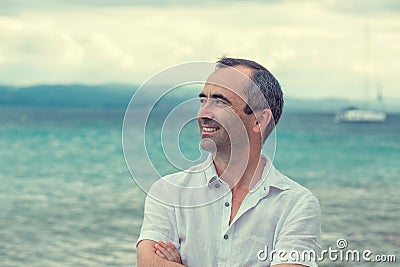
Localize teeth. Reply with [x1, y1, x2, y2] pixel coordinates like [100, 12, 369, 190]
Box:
[203, 127, 218, 132]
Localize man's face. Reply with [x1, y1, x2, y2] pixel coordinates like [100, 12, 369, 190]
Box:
[197, 67, 255, 154]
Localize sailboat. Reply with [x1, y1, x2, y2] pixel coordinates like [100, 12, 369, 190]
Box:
[334, 106, 386, 122]
[335, 24, 387, 123]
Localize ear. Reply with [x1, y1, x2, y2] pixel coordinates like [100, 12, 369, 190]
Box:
[252, 109, 272, 134]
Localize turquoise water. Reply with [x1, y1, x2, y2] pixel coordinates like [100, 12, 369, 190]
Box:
[1, 107, 399, 266]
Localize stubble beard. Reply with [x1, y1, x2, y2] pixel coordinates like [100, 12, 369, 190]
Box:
[200, 133, 232, 161]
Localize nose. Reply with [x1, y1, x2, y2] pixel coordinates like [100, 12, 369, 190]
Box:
[197, 100, 215, 120]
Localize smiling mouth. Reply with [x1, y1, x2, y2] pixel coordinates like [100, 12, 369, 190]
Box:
[201, 126, 220, 134]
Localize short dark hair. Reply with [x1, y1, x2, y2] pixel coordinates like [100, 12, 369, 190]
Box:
[216, 57, 284, 139]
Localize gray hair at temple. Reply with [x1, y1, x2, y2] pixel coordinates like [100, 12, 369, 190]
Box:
[215, 57, 284, 141]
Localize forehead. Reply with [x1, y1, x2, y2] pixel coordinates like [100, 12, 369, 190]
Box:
[201, 66, 252, 101]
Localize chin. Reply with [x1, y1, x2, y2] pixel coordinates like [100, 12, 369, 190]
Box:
[200, 138, 217, 153]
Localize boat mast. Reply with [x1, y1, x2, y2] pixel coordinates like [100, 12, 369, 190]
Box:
[363, 23, 371, 109]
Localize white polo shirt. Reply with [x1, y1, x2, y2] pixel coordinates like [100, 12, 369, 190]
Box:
[137, 155, 322, 266]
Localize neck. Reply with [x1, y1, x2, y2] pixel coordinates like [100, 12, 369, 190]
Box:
[213, 143, 264, 191]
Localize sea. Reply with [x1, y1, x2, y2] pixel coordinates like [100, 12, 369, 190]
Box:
[0, 107, 399, 267]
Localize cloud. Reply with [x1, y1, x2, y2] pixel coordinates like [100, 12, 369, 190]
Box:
[319, 0, 400, 15]
[0, 1, 399, 100]
[2, 0, 400, 15]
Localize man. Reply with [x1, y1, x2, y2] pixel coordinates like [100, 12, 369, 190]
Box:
[136, 57, 321, 266]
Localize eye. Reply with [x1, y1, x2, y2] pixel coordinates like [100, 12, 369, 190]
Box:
[199, 98, 207, 105]
[215, 99, 227, 106]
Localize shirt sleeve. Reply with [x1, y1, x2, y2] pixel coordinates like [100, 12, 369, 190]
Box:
[136, 180, 180, 249]
[271, 194, 322, 267]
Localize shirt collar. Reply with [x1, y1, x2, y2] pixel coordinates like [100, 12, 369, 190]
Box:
[203, 153, 290, 193]
[250, 155, 290, 196]
[203, 154, 221, 187]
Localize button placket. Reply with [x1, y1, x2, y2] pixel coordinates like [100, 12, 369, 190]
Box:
[218, 190, 232, 265]
[222, 224, 234, 266]
[222, 191, 231, 230]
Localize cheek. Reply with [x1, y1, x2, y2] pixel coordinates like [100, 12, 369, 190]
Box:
[223, 116, 249, 135]
[235, 116, 255, 136]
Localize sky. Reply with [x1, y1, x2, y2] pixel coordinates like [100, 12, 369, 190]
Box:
[0, 0, 399, 100]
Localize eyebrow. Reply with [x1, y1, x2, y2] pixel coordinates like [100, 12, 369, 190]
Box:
[198, 93, 232, 104]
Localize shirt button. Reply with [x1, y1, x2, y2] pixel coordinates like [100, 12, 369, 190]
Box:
[215, 183, 220, 188]
[224, 234, 229, 240]
[225, 202, 230, 207]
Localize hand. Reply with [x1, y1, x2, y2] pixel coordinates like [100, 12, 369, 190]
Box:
[154, 240, 182, 264]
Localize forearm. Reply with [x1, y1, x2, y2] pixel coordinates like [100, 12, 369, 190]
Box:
[137, 240, 185, 267]
[138, 255, 184, 267]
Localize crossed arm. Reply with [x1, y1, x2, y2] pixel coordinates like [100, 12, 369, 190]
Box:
[137, 239, 185, 267]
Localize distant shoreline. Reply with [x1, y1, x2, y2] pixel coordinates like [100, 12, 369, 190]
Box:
[1, 84, 399, 113]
